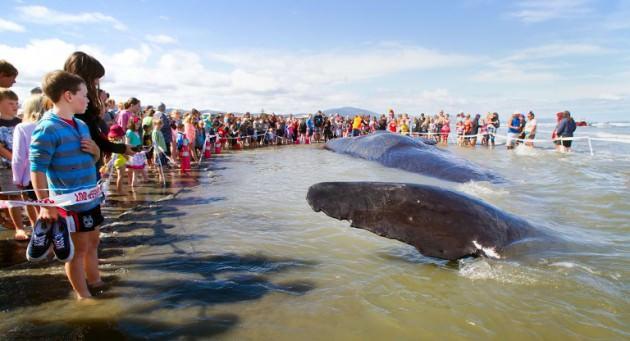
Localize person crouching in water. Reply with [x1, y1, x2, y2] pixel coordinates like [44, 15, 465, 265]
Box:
[176, 122, 191, 174]
[31, 70, 103, 300]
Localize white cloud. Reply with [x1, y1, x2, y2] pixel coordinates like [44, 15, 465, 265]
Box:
[472, 63, 559, 82]
[1, 38, 626, 119]
[208, 45, 477, 86]
[0, 18, 25, 32]
[510, 0, 592, 23]
[597, 93, 623, 101]
[17, 5, 127, 31]
[472, 42, 610, 83]
[504, 43, 611, 61]
[0, 39, 101, 86]
[146, 34, 177, 44]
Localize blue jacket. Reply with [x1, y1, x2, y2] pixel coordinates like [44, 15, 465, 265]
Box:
[508, 117, 521, 134]
[30, 111, 100, 212]
[556, 118, 576, 137]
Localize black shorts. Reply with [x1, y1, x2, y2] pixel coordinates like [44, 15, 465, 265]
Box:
[562, 139, 572, 148]
[24, 182, 38, 201]
[60, 205, 104, 232]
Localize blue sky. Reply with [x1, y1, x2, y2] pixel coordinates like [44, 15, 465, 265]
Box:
[1, 0, 629, 120]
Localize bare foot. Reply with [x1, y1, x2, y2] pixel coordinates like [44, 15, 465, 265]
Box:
[77, 295, 98, 303]
[14, 229, 29, 241]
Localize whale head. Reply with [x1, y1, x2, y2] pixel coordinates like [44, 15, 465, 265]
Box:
[307, 182, 537, 260]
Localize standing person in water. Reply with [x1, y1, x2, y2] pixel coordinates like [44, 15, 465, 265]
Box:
[506, 112, 521, 150]
[469, 114, 480, 147]
[523, 111, 537, 147]
[555, 111, 577, 153]
[551, 112, 564, 151]
[63, 51, 132, 295]
[31, 70, 102, 299]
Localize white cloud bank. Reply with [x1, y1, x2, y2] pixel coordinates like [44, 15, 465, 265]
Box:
[510, 0, 592, 23]
[0, 38, 479, 113]
[146, 34, 177, 44]
[0, 18, 25, 32]
[472, 43, 612, 83]
[0, 38, 627, 119]
[17, 5, 127, 31]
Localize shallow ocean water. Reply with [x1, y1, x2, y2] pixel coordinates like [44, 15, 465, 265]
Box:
[0, 123, 628, 339]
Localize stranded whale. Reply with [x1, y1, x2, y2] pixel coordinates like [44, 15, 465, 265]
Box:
[307, 182, 554, 260]
[325, 132, 503, 183]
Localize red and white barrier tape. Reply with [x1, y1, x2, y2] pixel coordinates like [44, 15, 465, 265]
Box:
[0, 185, 103, 208]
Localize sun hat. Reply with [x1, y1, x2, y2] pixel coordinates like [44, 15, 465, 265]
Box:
[108, 124, 125, 138]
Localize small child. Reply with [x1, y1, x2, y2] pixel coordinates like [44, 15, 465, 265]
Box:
[264, 127, 275, 145]
[125, 120, 147, 186]
[151, 119, 167, 183]
[0, 87, 29, 240]
[142, 124, 154, 167]
[108, 124, 128, 192]
[176, 123, 191, 174]
[30, 70, 103, 299]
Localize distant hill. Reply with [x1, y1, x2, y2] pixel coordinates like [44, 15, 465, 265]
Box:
[323, 106, 380, 117]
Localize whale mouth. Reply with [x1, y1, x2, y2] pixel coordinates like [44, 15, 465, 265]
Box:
[472, 241, 502, 259]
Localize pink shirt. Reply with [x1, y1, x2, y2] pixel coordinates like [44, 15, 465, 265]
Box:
[184, 123, 196, 146]
[116, 110, 132, 130]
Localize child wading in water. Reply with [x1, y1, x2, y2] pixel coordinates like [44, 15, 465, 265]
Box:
[151, 119, 167, 183]
[108, 124, 128, 192]
[125, 119, 148, 187]
[176, 122, 191, 174]
[30, 70, 103, 300]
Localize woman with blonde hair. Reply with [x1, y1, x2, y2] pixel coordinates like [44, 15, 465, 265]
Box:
[12, 94, 52, 231]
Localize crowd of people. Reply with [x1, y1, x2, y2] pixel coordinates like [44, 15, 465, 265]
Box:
[0, 53, 579, 300]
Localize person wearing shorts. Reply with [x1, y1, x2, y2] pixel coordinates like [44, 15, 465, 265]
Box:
[31, 70, 102, 300]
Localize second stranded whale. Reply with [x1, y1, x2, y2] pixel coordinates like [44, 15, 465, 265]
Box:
[325, 132, 503, 183]
[306, 182, 557, 260]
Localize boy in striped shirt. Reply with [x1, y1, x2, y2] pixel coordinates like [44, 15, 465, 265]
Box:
[30, 70, 102, 300]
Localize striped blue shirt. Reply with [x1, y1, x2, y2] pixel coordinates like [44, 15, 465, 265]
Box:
[30, 111, 100, 212]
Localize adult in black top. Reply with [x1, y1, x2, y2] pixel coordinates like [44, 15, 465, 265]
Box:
[75, 104, 130, 166]
[64, 51, 132, 169]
